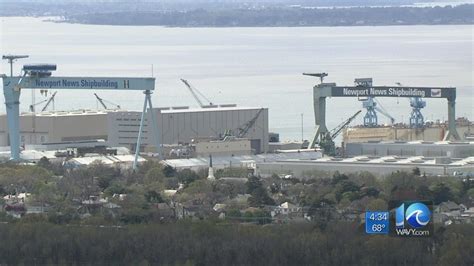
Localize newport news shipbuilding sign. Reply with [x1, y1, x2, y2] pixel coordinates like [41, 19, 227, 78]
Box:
[14, 77, 155, 91]
[331, 86, 454, 98]
[35, 79, 121, 89]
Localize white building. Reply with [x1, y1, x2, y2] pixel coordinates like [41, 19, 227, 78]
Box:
[0, 110, 109, 147]
[256, 156, 474, 178]
[195, 137, 252, 156]
[107, 106, 269, 153]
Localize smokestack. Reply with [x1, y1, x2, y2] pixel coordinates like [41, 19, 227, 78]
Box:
[207, 154, 215, 180]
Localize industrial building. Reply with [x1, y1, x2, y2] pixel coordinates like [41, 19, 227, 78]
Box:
[0, 110, 109, 147]
[107, 106, 269, 153]
[256, 156, 474, 178]
[162, 149, 322, 171]
[343, 122, 473, 144]
[0, 105, 269, 154]
[345, 141, 474, 158]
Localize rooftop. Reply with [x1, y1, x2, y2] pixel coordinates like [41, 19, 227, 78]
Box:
[353, 140, 474, 146]
[162, 150, 322, 169]
[159, 106, 265, 114]
[275, 156, 474, 167]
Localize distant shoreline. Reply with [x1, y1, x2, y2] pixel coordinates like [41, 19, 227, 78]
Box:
[2, 4, 472, 28]
[4, 16, 471, 29]
[64, 5, 474, 27]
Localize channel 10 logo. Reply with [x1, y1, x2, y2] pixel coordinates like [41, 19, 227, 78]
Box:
[391, 201, 433, 237]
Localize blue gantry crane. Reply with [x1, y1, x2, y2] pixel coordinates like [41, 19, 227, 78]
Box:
[409, 97, 426, 128]
[396, 82, 426, 128]
[1, 55, 158, 169]
[362, 97, 395, 127]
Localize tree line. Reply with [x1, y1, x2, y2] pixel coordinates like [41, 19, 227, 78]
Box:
[64, 5, 474, 27]
[0, 221, 472, 265]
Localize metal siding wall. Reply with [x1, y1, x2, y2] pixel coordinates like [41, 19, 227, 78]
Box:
[108, 108, 269, 152]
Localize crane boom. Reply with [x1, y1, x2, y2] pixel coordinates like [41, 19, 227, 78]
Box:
[374, 98, 395, 124]
[237, 108, 264, 138]
[318, 110, 362, 156]
[329, 110, 362, 139]
[94, 93, 108, 109]
[41, 91, 57, 112]
[94, 93, 120, 110]
[180, 79, 213, 107]
[29, 99, 48, 112]
[375, 106, 395, 124]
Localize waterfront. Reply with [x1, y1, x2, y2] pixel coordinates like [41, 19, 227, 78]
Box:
[1, 17, 472, 140]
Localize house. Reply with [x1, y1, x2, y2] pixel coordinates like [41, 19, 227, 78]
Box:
[434, 201, 474, 225]
[152, 202, 175, 221]
[271, 202, 305, 222]
[4, 203, 26, 218]
[276, 202, 302, 215]
[3, 193, 31, 203]
[172, 201, 212, 220]
[436, 201, 461, 213]
[78, 196, 121, 217]
[213, 203, 227, 212]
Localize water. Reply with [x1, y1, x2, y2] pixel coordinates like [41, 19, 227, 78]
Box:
[0, 17, 472, 141]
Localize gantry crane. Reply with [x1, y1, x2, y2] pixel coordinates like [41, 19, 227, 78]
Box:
[303, 72, 328, 84]
[1, 57, 158, 166]
[180, 79, 214, 108]
[396, 82, 426, 128]
[94, 93, 121, 110]
[409, 97, 426, 128]
[362, 97, 395, 127]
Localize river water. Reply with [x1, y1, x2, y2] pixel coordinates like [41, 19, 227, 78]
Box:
[0, 17, 472, 141]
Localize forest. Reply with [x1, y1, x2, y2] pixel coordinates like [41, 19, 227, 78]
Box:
[0, 220, 473, 265]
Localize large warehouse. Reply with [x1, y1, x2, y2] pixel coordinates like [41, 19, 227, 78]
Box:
[107, 106, 269, 153]
[345, 141, 474, 158]
[256, 156, 474, 178]
[0, 110, 109, 147]
[0, 105, 269, 153]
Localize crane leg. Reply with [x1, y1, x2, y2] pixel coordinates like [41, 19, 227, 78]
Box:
[145, 90, 162, 159]
[3, 82, 21, 161]
[133, 91, 150, 170]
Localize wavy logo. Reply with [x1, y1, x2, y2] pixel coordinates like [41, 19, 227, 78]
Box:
[396, 202, 431, 228]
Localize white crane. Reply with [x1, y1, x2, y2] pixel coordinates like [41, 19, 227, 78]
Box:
[94, 93, 121, 110]
[180, 79, 214, 108]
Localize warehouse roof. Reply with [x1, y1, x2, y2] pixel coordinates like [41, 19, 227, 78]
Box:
[162, 150, 322, 170]
[159, 106, 265, 114]
[278, 156, 474, 166]
[352, 140, 474, 146]
[68, 154, 146, 166]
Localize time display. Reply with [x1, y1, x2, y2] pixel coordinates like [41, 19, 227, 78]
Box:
[365, 211, 389, 235]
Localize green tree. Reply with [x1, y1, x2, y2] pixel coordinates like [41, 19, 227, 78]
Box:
[331, 172, 349, 185]
[416, 185, 432, 200]
[37, 156, 52, 170]
[145, 167, 165, 184]
[162, 165, 177, 177]
[246, 176, 262, 194]
[412, 167, 421, 176]
[97, 175, 113, 191]
[248, 187, 275, 207]
[430, 183, 454, 204]
[176, 169, 200, 185]
[145, 190, 164, 203]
